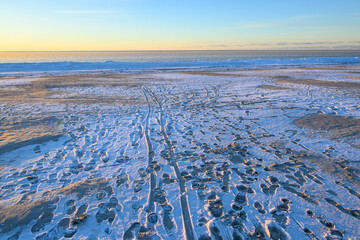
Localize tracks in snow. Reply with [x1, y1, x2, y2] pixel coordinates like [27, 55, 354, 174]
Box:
[141, 87, 156, 216]
[142, 86, 195, 240]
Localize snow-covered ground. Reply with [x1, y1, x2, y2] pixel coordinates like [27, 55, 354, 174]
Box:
[0, 66, 360, 239]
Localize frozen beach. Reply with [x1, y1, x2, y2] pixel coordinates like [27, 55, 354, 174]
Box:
[1, 62, 360, 239]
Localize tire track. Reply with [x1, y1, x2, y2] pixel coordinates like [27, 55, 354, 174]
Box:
[146, 87, 196, 240]
[141, 87, 156, 215]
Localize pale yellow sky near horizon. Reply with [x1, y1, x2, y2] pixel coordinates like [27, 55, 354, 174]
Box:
[2, 39, 360, 51]
[1, 0, 360, 51]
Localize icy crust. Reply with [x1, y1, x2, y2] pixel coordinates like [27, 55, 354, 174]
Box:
[0, 67, 360, 239]
[0, 56, 360, 75]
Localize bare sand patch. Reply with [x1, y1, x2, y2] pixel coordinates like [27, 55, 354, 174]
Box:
[346, 76, 360, 80]
[56, 178, 113, 199]
[32, 74, 144, 88]
[274, 76, 360, 89]
[179, 71, 244, 77]
[294, 114, 360, 139]
[295, 152, 359, 182]
[299, 65, 360, 71]
[0, 178, 111, 233]
[0, 116, 63, 155]
[0, 74, 147, 104]
[0, 197, 59, 233]
[257, 85, 291, 90]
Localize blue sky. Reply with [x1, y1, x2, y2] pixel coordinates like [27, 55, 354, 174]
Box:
[1, 0, 360, 50]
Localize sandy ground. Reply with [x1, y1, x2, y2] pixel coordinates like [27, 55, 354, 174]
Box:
[295, 114, 360, 139]
[0, 116, 63, 155]
[0, 66, 360, 239]
[257, 85, 291, 90]
[274, 76, 360, 89]
[0, 74, 149, 104]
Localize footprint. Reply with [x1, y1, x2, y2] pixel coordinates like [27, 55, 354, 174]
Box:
[95, 202, 116, 223]
[66, 205, 76, 215]
[208, 200, 224, 217]
[35, 218, 75, 239]
[147, 212, 158, 228]
[123, 222, 140, 240]
[260, 183, 270, 194]
[336, 181, 360, 200]
[254, 201, 267, 214]
[324, 198, 360, 220]
[210, 225, 223, 240]
[162, 204, 175, 231]
[304, 172, 323, 185]
[33, 145, 41, 154]
[138, 168, 148, 178]
[286, 171, 307, 186]
[137, 225, 154, 239]
[271, 209, 290, 228]
[237, 185, 255, 194]
[71, 204, 88, 225]
[267, 222, 290, 240]
[154, 188, 168, 206]
[277, 202, 291, 212]
[31, 211, 54, 233]
[116, 172, 129, 187]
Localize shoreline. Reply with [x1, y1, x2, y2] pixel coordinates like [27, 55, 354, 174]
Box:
[0, 62, 359, 78]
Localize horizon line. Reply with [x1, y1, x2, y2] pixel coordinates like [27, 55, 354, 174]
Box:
[2, 49, 360, 52]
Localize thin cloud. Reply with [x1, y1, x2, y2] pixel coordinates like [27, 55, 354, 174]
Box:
[222, 23, 273, 31]
[253, 41, 358, 47]
[240, 24, 272, 29]
[54, 10, 122, 15]
[224, 14, 321, 31]
[207, 41, 360, 49]
[332, 45, 360, 49]
[292, 41, 345, 45]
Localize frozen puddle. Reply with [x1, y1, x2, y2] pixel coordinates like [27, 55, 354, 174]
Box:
[0, 67, 360, 239]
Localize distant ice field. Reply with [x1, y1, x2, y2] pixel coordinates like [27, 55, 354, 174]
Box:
[0, 50, 359, 74]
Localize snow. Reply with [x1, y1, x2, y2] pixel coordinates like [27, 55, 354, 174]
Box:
[0, 64, 360, 239]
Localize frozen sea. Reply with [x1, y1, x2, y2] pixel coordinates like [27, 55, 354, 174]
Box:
[0, 50, 360, 74]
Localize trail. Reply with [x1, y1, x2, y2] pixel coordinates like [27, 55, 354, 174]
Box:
[141, 87, 156, 215]
[145, 87, 196, 240]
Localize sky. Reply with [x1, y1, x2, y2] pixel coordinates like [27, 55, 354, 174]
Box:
[1, 0, 360, 51]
